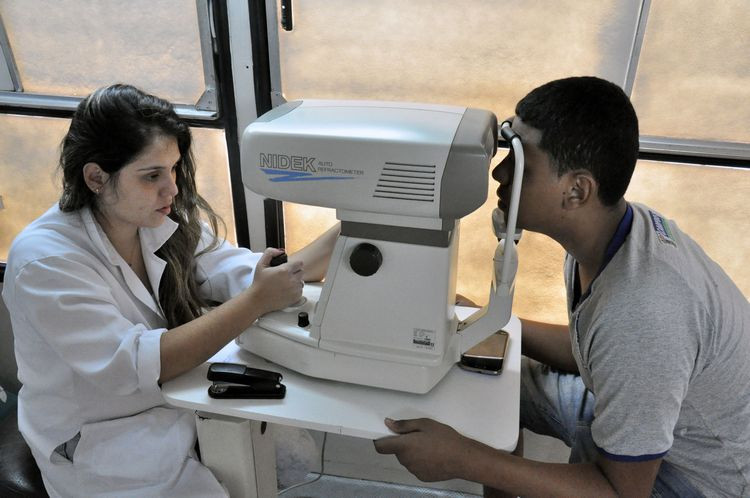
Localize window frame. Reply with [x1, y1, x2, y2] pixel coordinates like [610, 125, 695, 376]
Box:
[1, 0, 749, 281]
[0, 0, 259, 276]
[0, 0, 220, 124]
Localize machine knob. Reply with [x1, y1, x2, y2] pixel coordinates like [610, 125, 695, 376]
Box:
[297, 311, 310, 328]
[349, 243, 382, 277]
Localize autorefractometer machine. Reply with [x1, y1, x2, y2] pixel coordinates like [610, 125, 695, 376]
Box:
[237, 99, 524, 393]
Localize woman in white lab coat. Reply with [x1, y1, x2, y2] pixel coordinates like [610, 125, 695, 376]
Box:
[1, 84, 337, 497]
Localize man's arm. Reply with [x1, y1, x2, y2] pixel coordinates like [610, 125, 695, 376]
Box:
[374, 418, 661, 498]
[520, 318, 578, 373]
[288, 223, 339, 282]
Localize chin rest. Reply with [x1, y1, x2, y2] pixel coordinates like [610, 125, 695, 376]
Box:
[0, 410, 47, 497]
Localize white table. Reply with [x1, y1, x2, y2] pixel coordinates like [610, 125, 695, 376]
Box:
[162, 313, 521, 497]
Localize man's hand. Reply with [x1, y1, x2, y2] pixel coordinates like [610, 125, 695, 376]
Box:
[373, 418, 477, 482]
[374, 418, 659, 497]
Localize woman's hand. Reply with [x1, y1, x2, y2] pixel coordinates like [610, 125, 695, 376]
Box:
[248, 248, 304, 314]
[159, 248, 302, 382]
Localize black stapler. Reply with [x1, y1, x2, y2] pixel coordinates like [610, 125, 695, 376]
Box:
[207, 362, 286, 399]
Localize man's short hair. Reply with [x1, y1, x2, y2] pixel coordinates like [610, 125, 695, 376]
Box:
[515, 76, 639, 206]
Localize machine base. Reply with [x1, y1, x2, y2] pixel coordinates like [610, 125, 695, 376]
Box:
[236, 323, 460, 394]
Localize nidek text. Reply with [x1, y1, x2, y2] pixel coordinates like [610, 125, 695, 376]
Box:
[259, 153, 316, 172]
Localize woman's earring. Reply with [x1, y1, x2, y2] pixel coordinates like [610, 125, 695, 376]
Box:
[95, 187, 100, 195]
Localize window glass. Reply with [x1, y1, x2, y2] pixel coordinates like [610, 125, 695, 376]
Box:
[507, 161, 750, 324]
[278, 0, 640, 115]
[279, 0, 750, 324]
[0, 115, 64, 260]
[0, 115, 235, 260]
[275, 1, 749, 321]
[626, 160, 749, 297]
[191, 128, 237, 245]
[0, 0, 205, 103]
[284, 158, 749, 325]
[631, 0, 750, 143]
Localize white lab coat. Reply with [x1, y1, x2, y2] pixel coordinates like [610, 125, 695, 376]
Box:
[2, 205, 261, 497]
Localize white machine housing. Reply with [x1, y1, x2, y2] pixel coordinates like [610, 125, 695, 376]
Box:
[237, 99, 524, 393]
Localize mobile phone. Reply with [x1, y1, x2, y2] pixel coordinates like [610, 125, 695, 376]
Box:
[458, 330, 509, 375]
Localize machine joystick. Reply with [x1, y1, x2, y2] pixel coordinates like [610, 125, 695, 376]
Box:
[350, 243, 382, 277]
[269, 252, 288, 267]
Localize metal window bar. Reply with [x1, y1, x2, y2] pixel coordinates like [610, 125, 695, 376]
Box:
[638, 136, 750, 167]
[195, 0, 219, 112]
[264, 0, 286, 108]
[623, 0, 651, 96]
[0, 90, 217, 122]
[0, 13, 22, 92]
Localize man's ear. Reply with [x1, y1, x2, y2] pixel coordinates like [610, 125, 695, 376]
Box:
[82, 162, 109, 194]
[562, 171, 596, 210]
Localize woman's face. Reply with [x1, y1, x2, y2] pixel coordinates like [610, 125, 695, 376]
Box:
[97, 135, 180, 233]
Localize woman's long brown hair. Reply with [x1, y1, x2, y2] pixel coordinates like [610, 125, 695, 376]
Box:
[59, 84, 224, 328]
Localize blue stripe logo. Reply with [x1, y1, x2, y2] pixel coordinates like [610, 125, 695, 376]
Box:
[649, 210, 676, 246]
[260, 168, 355, 182]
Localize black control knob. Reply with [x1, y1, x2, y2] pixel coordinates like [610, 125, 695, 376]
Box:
[349, 243, 382, 277]
[297, 311, 310, 328]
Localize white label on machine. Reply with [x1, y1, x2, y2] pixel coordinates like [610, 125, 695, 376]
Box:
[412, 329, 436, 349]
